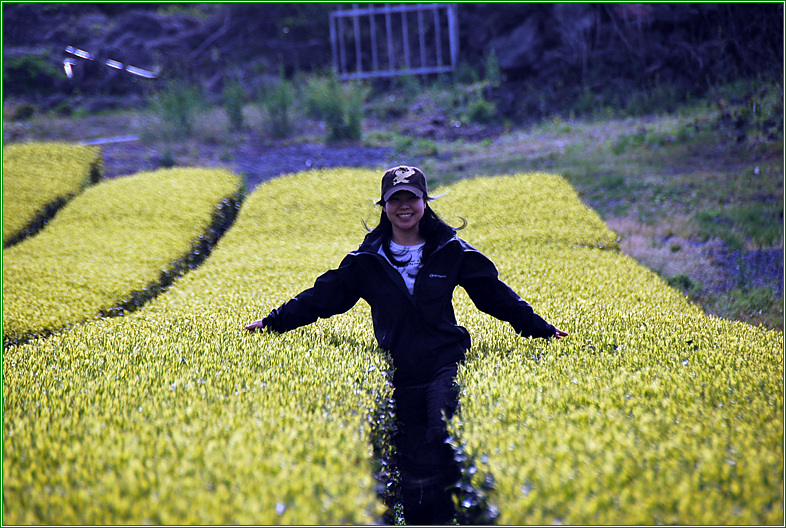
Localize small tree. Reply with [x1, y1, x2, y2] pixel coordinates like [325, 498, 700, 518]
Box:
[484, 49, 502, 89]
[223, 79, 246, 132]
[153, 79, 203, 140]
[262, 74, 294, 139]
[325, 75, 369, 142]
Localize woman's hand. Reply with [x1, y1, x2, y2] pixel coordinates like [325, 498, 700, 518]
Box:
[244, 319, 267, 332]
[553, 327, 569, 339]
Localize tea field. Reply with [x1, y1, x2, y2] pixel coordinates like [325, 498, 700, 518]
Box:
[3, 142, 101, 247]
[3, 166, 243, 347]
[2, 146, 782, 524]
[441, 180, 783, 525]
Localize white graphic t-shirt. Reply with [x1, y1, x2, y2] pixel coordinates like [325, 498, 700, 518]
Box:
[379, 241, 424, 295]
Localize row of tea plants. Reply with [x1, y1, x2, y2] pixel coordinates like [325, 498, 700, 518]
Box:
[3, 164, 243, 347]
[2, 149, 782, 524]
[3, 142, 102, 247]
[439, 178, 782, 524]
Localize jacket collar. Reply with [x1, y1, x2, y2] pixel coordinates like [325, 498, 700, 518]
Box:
[354, 228, 457, 256]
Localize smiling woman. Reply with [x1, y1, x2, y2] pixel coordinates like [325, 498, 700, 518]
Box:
[245, 164, 566, 524]
[384, 190, 425, 245]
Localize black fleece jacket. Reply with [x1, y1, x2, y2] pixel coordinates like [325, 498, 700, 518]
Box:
[262, 230, 556, 384]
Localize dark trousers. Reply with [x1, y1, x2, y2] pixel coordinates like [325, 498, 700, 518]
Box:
[393, 364, 462, 525]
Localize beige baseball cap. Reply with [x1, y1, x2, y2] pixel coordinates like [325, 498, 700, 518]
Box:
[379, 165, 428, 204]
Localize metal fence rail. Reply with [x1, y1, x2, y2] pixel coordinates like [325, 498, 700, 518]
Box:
[330, 3, 459, 80]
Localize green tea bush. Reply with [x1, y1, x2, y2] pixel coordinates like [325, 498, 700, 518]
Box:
[2, 167, 242, 346]
[440, 177, 783, 525]
[2, 169, 780, 525]
[3, 142, 102, 246]
[452, 271, 782, 524]
[2, 168, 391, 525]
[434, 173, 620, 250]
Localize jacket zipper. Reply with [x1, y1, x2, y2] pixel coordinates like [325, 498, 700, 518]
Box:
[356, 234, 458, 304]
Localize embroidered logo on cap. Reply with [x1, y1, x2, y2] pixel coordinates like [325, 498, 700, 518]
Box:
[393, 167, 416, 185]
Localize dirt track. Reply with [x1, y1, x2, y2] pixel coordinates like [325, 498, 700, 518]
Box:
[99, 136, 395, 190]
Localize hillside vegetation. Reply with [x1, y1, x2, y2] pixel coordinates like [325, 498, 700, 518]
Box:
[4, 72, 782, 331]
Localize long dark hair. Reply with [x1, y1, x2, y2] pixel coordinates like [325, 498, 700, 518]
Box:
[366, 202, 466, 266]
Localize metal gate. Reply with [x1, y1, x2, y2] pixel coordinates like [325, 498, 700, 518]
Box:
[330, 3, 459, 80]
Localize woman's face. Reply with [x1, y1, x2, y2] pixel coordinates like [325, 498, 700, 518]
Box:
[384, 190, 425, 235]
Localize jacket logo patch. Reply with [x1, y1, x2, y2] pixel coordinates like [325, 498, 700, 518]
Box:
[393, 167, 415, 185]
[429, 273, 447, 279]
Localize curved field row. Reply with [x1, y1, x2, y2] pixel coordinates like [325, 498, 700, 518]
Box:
[445, 186, 783, 524]
[3, 168, 392, 524]
[3, 167, 781, 524]
[2, 167, 243, 346]
[3, 142, 102, 247]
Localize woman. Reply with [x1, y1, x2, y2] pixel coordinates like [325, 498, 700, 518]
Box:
[246, 165, 567, 524]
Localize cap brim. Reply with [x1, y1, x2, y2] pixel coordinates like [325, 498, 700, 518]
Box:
[381, 185, 424, 203]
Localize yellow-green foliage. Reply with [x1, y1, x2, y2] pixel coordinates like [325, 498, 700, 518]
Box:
[444, 179, 783, 525]
[2, 168, 781, 525]
[3, 168, 390, 525]
[3, 141, 102, 244]
[435, 172, 620, 250]
[2, 315, 389, 525]
[2, 168, 242, 344]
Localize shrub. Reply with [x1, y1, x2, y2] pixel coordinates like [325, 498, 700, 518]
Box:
[2, 55, 61, 96]
[223, 79, 246, 132]
[151, 80, 204, 139]
[303, 74, 332, 120]
[2, 142, 102, 246]
[711, 79, 784, 144]
[466, 96, 497, 124]
[2, 167, 242, 346]
[304, 73, 369, 142]
[12, 103, 36, 120]
[261, 76, 294, 139]
[667, 273, 703, 296]
[393, 135, 438, 156]
[484, 49, 502, 89]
